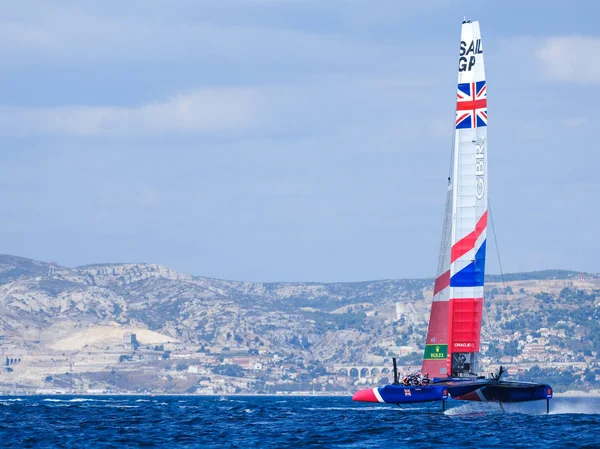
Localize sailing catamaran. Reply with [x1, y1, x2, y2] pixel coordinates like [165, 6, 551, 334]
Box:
[353, 20, 553, 411]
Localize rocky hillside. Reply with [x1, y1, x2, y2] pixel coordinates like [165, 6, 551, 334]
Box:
[0, 254, 598, 394]
[0, 255, 431, 356]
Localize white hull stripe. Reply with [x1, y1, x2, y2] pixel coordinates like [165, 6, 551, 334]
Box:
[475, 387, 487, 401]
[373, 388, 385, 403]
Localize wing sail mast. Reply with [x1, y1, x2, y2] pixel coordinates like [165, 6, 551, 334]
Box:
[422, 20, 488, 378]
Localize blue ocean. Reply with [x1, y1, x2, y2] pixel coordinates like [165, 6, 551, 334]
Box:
[0, 395, 598, 448]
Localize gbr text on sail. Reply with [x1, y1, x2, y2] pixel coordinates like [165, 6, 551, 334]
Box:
[476, 141, 485, 200]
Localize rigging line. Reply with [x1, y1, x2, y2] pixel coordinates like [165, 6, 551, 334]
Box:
[488, 198, 507, 293]
[486, 197, 509, 363]
[438, 65, 458, 274]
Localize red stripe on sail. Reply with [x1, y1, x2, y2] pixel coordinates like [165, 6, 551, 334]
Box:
[450, 211, 488, 263]
[449, 297, 483, 353]
[433, 270, 450, 295]
[422, 301, 449, 377]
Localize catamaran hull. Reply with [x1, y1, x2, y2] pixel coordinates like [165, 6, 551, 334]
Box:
[450, 383, 553, 402]
[353, 380, 551, 404]
[352, 384, 448, 404]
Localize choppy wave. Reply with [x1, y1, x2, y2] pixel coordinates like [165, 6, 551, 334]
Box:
[305, 406, 406, 411]
[42, 398, 117, 403]
[0, 396, 597, 448]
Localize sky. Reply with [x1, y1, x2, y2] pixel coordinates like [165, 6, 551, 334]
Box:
[0, 0, 599, 282]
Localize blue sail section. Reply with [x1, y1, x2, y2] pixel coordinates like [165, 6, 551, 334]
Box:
[450, 241, 486, 287]
[456, 119, 472, 129]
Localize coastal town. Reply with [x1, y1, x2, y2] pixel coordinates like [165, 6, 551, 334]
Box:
[1, 257, 598, 396]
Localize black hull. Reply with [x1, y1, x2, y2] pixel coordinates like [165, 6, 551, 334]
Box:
[434, 378, 553, 403]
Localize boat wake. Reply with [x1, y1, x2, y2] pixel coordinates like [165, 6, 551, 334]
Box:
[548, 398, 600, 415]
[444, 398, 600, 416]
[443, 402, 503, 416]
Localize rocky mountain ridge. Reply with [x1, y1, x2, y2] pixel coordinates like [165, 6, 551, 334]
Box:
[0, 254, 598, 394]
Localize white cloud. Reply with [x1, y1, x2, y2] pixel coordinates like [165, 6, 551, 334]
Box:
[562, 117, 589, 128]
[0, 2, 395, 66]
[536, 36, 600, 83]
[0, 74, 435, 137]
[139, 185, 160, 208]
[0, 2, 447, 141]
[0, 88, 265, 136]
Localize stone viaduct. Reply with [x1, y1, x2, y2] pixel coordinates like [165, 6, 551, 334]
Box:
[330, 365, 391, 378]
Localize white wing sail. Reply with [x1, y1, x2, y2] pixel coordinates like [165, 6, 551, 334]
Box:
[423, 20, 488, 377]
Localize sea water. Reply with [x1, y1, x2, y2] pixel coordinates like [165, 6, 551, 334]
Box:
[0, 395, 598, 448]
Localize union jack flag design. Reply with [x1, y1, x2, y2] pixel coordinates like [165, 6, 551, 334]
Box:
[456, 81, 487, 129]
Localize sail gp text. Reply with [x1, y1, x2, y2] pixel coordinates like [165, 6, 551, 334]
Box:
[458, 39, 483, 72]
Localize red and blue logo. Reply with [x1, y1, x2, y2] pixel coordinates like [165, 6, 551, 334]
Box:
[456, 81, 487, 129]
